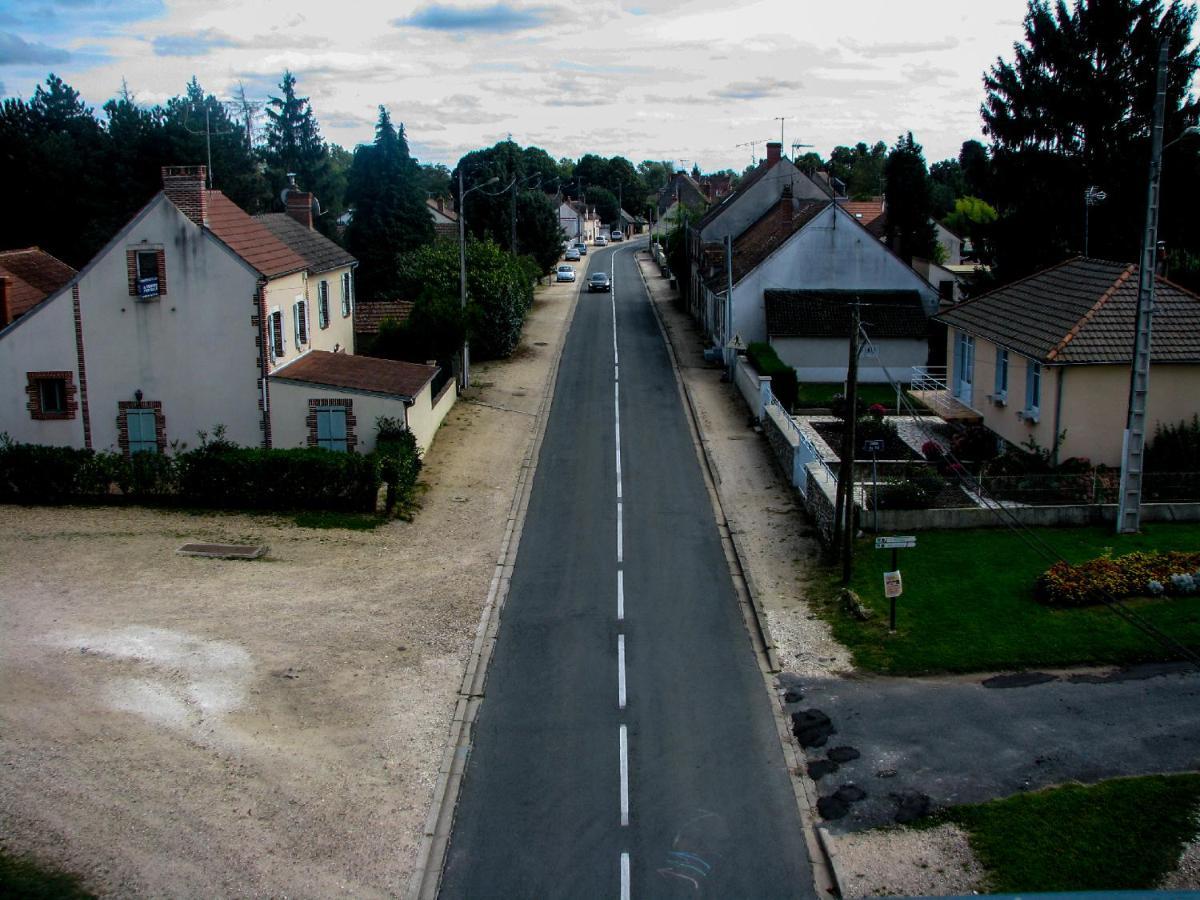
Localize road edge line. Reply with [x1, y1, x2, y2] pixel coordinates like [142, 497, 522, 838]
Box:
[407, 272, 585, 900]
[633, 248, 839, 900]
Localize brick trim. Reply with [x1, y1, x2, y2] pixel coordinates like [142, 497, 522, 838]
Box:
[71, 285, 92, 449]
[306, 398, 358, 452]
[117, 401, 166, 455]
[257, 282, 273, 448]
[127, 247, 167, 298]
[26, 371, 78, 420]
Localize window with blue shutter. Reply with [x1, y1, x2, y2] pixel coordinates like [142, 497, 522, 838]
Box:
[318, 281, 330, 329]
[340, 272, 352, 317]
[1025, 360, 1042, 414]
[127, 409, 159, 454]
[995, 349, 1009, 399]
[315, 407, 348, 452]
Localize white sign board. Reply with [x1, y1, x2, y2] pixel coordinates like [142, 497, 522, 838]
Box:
[875, 536, 917, 550]
[884, 570, 903, 598]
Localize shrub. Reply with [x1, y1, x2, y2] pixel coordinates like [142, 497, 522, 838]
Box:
[856, 415, 898, 445]
[376, 423, 422, 512]
[873, 480, 932, 509]
[746, 342, 797, 411]
[1035, 549, 1200, 607]
[949, 424, 1000, 462]
[1146, 415, 1200, 472]
[829, 393, 867, 421]
[177, 447, 381, 512]
[0, 440, 115, 503]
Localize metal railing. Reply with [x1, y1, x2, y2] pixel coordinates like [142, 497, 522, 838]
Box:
[766, 391, 836, 484]
[909, 365, 948, 393]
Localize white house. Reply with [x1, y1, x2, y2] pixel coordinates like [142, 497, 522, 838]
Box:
[0, 166, 454, 456]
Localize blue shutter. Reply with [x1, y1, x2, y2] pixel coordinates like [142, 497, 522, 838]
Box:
[127, 409, 158, 454]
[316, 409, 332, 446]
[128, 409, 143, 446]
[315, 408, 347, 451]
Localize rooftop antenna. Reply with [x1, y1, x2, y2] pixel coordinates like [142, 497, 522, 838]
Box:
[791, 140, 814, 160]
[774, 116, 791, 152]
[734, 140, 769, 165]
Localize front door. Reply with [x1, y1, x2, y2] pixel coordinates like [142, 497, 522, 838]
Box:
[954, 331, 975, 406]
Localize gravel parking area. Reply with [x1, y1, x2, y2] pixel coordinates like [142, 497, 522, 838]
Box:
[0, 277, 579, 897]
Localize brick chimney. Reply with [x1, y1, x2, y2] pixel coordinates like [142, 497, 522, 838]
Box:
[162, 166, 208, 226]
[765, 142, 782, 166]
[286, 191, 314, 229]
[0, 275, 11, 328]
[436, 197, 445, 214]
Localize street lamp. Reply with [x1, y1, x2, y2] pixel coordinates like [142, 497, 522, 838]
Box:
[458, 171, 500, 390]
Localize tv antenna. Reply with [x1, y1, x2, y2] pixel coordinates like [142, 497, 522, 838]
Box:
[734, 140, 770, 165]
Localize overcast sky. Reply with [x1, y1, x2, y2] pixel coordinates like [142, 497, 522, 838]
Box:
[0, 0, 1038, 171]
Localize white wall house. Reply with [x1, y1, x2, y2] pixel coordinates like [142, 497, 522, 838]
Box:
[0, 166, 454, 456]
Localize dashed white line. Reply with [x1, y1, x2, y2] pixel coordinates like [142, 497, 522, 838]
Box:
[617, 634, 627, 710]
[617, 570, 624, 621]
[621, 852, 631, 900]
[619, 725, 630, 827]
[616, 501, 623, 563]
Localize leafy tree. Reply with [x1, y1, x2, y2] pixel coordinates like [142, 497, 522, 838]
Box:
[982, 0, 1199, 279]
[959, 140, 993, 201]
[637, 159, 675, 194]
[795, 151, 825, 176]
[828, 141, 888, 199]
[372, 287, 465, 367]
[944, 196, 999, 261]
[418, 163, 452, 199]
[586, 185, 619, 226]
[883, 132, 937, 264]
[263, 71, 339, 236]
[345, 106, 434, 299]
[929, 158, 966, 218]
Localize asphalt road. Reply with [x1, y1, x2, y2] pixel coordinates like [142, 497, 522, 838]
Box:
[439, 240, 812, 898]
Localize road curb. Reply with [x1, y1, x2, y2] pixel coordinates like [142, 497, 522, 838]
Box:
[634, 250, 841, 899]
[406, 275, 585, 900]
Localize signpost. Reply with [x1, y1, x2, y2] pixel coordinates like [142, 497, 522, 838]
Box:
[875, 535, 916, 632]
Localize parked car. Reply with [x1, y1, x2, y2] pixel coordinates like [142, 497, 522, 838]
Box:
[556, 265, 576, 282]
[588, 272, 612, 293]
[564, 247, 581, 261]
[595, 235, 608, 247]
[574, 242, 588, 256]
[610, 230, 624, 242]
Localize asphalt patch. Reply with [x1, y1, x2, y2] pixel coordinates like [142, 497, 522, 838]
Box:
[891, 790, 932, 824]
[981, 671, 1058, 689]
[827, 746, 860, 763]
[807, 759, 839, 780]
[1066, 661, 1195, 684]
[783, 689, 804, 703]
[791, 709, 835, 748]
[816, 795, 849, 820]
[834, 784, 866, 803]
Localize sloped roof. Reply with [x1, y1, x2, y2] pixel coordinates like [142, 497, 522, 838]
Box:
[354, 299, 415, 335]
[270, 350, 437, 399]
[426, 197, 458, 223]
[766, 290, 928, 339]
[934, 257, 1200, 364]
[729, 199, 830, 283]
[0, 247, 77, 318]
[838, 198, 886, 236]
[205, 192, 307, 279]
[256, 213, 356, 274]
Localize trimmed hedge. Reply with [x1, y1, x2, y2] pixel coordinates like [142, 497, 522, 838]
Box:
[177, 447, 380, 512]
[1036, 550, 1200, 607]
[746, 341, 797, 411]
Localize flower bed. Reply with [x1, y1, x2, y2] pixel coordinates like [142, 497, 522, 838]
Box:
[1035, 550, 1200, 607]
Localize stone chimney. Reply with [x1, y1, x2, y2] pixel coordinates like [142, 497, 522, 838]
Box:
[0, 275, 11, 328]
[286, 191, 314, 229]
[162, 166, 208, 226]
[765, 142, 782, 166]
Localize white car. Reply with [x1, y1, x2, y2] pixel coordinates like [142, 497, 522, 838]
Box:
[610, 230, 624, 242]
[556, 265, 576, 283]
[595, 235, 608, 247]
[564, 247, 581, 261]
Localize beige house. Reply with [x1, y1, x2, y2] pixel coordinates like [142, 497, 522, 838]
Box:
[0, 165, 454, 456]
[934, 257, 1200, 466]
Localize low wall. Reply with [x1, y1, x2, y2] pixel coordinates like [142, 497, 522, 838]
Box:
[805, 464, 838, 542]
[874, 501, 1200, 532]
[763, 401, 799, 486]
[733, 356, 770, 420]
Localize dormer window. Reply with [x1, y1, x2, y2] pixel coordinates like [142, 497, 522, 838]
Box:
[127, 246, 165, 299]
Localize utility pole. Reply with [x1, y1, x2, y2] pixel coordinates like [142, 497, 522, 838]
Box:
[459, 168, 470, 389]
[1116, 38, 1168, 535]
[724, 234, 734, 378]
[835, 301, 861, 580]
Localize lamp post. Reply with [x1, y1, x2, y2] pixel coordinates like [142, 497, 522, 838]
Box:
[1115, 36, 1200, 534]
[458, 170, 499, 390]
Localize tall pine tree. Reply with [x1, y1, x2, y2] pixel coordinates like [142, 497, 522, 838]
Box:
[883, 133, 937, 264]
[263, 71, 338, 236]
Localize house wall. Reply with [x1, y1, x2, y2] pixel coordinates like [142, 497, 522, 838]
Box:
[81, 196, 265, 452]
[0, 288, 86, 446]
[307, 265, 356, 354]
[407, 377, 457, 453]
[722, 205, 938, 352]
[269, 380, 413, 453]
[697, 159, 820, 244]
[263, 270, 311, 370]
[933, 221, 963, 265]
[771, 335, 928, 383]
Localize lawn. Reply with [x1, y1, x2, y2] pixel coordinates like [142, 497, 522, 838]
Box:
[816, 523, 1200, 674]
[794, 381, 928, 412]
[938, 774, 1200, 893]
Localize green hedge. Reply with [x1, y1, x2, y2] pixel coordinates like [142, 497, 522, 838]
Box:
[746, 342, 798, 411]
[177, 447, 381, 512]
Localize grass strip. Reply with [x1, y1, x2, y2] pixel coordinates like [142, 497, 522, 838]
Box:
[944, 774, 1200, 892]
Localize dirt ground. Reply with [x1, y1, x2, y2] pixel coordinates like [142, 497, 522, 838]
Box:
[0, 276, 580, 897]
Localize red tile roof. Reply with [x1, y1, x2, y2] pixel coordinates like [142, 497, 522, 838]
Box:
[205, 192, 308, 279]
[723, 199, 829, 283]
[839, 198, 886, 236]
[354, 300, 415, 335]
[0, 247, 77, 318]
[270, 350, 437, 399]
[935, 257, 1200, 364]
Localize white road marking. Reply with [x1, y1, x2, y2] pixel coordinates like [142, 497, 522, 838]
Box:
[619, 725, 630, 826]
[617, 634, 627, 709]
[616, 501, 623, 563]
[617, 570, 624, 621]
[621, 852, 631, 900]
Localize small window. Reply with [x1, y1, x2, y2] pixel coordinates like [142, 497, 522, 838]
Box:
[995, 349, 1009, 396]
[938, 280, 955, 302]
[40, 378, 67, 414]
[1025, 360, 1042, 413]
[129, 248, 164, 299]
[318, 281, 330, 329]
[27, 372, 75, 419]
[270, 310, 285, 358]
[315, 407, 347, 452]
[340, 272, 352, 317]
[126, 409, 159, 454]
[294, 299, 308, 346]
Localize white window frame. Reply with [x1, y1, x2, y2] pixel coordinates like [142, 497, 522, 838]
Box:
[270, 307, 285, 358]
[293, 298, 308, 346]
[1024, 359, 1042, 418]
[318, 281, 330, 329]
[340, 271, 352, 317]
[995, 348, 1009, 403]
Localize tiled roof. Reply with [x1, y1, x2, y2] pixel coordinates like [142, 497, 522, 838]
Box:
[934, 257, 1200, 364]
[426, 197, 458, 223]
[729, 199, 830, 283]
[205, 192, 307, 279]
[766, 290, 929, 339]
[256, 214, 356, 273]
[354, 300, 415, 334]
[838, 198, 886, 236]
[270, 350, 437, 399]
[0, 247, 77, 318]
[695, 157, 778, 229]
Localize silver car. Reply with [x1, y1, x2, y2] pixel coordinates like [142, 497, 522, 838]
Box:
[556, 265, 576, 283]
[564, 247, 581, 261]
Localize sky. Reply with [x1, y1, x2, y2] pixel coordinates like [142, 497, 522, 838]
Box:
[0, 0, 1040, 172]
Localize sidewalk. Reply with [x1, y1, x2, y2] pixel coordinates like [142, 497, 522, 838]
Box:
[635, 252, 851, 677]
